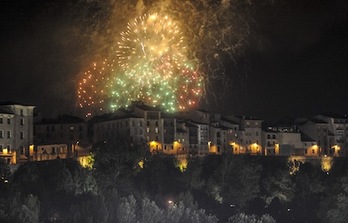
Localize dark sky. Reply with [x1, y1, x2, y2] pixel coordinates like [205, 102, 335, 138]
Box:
[1, 0, 348, 121]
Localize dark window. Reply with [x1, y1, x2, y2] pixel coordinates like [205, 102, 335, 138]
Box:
[7, 119, 11, 125]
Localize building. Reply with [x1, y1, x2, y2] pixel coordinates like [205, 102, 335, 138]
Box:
[263, 124, 303, 156]
[296, 114, 348, 157]
[0, 102, 35, 163]
[34, 115, 89, 159]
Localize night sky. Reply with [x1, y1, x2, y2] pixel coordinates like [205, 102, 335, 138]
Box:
[1, 0, 348, 121]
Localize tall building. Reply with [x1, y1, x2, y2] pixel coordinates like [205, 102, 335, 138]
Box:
[0, 102, 35, 163]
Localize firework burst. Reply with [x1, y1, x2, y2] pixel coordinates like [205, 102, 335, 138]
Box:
[75, 0, 254, 115]
[78, 12, 203, 114]
[113, 13, 203, 111]
[77, 58, 116, 116]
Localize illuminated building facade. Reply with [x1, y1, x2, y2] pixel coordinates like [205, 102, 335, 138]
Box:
[34, 115, 89, 159]
[296, 114, 348, 157]
[0, 102, 35, 163]
[262, 125, 304, 156]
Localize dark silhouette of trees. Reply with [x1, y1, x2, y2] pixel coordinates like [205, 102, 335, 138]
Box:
[4, 138, 348, 222]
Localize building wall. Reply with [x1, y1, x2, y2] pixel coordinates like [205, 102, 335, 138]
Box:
[0, 104, 35, 162]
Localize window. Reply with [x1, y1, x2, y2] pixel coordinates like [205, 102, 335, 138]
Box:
[0, 130, 3, 138]
[0, 118, 2, 124]
[20, 109, 24, 116]
[70, 126, 74, 132]
[155, 128, 159, 133]
[0, 145, 2, 152]
[20, 132, 24, 139]
[7, 118, 11, 125]
[146, 127, 150, 133]
[7, 131, 11, 139]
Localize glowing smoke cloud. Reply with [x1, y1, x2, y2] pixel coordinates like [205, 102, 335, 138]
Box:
[76, 0, 252, 115]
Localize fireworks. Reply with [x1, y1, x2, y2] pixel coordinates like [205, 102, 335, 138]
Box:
[77, 59, 116, 115]
[78, 13, 203, 114]
[113, 13, 203, 111]
[76, 0, 253, 115]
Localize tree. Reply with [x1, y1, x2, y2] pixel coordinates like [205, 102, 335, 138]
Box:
[261, 168, 295, 206]
[208, 155, 262, 209]
[117, 195, 137, 223]
[325, 175, 348, 223]
[0, 159, 12, 197]
[92, 137, 149, 193]
[139, 197, 164, 223]
[227, 213, 276, 223]
[8, 193, 40, 223]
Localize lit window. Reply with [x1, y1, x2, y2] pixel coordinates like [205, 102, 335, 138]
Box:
[146, 128, 150, 133]
[155, 128, 159, 133]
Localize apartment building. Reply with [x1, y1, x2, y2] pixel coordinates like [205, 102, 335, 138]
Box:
[34, 115, 89, 159]
[31, 101, 348, 159]
[263, 125, 303, 156]
[0, 102, 35, 163]
[296, 114, 348, 156]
